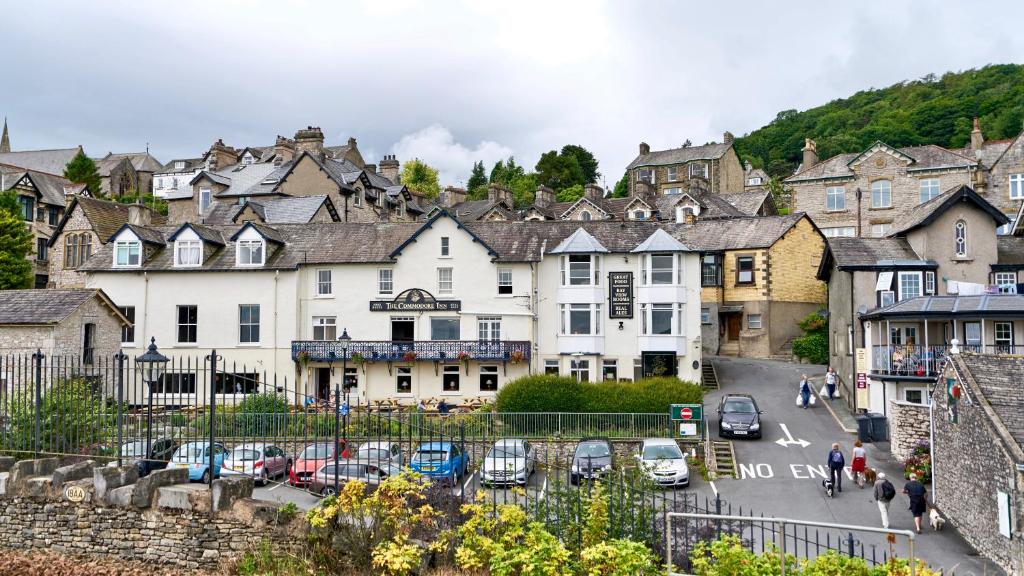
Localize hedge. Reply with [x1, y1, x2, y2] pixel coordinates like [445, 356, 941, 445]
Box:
[495, 375, 703, 413]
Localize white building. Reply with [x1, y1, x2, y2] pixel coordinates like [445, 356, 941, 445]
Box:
[81, 213, 703, 405]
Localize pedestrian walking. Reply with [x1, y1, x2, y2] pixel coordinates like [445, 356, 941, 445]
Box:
[904, 473, 928, 533]
[873, 472, 896, 529]
[825, 367, 837, 399]
[799, 375, 812, 409]
[827, 442, 845, 493]
[851, 440, 867, 488]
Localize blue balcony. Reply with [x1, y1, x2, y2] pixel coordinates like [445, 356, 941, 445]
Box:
[291, 340, 531, 363]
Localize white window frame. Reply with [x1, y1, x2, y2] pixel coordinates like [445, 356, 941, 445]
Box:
[663, 187, 682, 196]
[666, 166, 678, 182]
[647, 253, 675, 285]
[479, 365, 499, 392]
[880, 290, 895, 308]
[996, 271, 1017, 292]
[955, 219, 968, 258]
[602, 359, 618, 381]
[316, 269, 333, 297]
[440, 236, 450, 257]
[825, 186, 845, 211]
[821, 227, 855, 238]
[871, 223, 892, 238]
[748, 176, 762, 186]
[636, 168, 654, 184]
[437, 267, 453, 294]
[897, 271, 922, 302]
[378, 268, 394, 295]
[748, 314, 762, 329]
[994, 321, 1014, 348]
[497, 268, 513, 295]
[478, 316, 501, 341]
[114, 240, 141, 267]
[632, 210, 647, 220]
[640, 303, 675, 335]
[237, 239, 265, 266]
[998, 217, 1016, 236]
[902, 387, 930, 406]
[689, 163, 708, 178]
[238, 304, 260, 345]
[871, 180, 892, 208]
[174, 239, 201, 267]
[544, 359, 560, 375]
[569, 359, 590, 382]
[312, 316, 337, 341]
[1010, 173, 1024, 200]
[560, 303, 601, 335]
[563, 254, 599, 286]
[919, 178, 941, 203]
[925, 271, 936, 295]
[198, 187, 211, 213]
[353, 189, 362, 207]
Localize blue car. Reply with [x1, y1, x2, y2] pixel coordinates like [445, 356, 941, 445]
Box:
[409, 442, 469, 482]
[166, 442, 229, 483]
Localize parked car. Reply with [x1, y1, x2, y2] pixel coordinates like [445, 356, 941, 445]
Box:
[636, 438, 689, 488]
[409, 442, 469, 482]
[717, 394, 763, 439]
[481, 439, 536, 486]
[108, 439, 178, 477]
[289, 441, 353, 487]
[221, 443, 291, 486]
[166, 442, 228, 483]
[310, 460, 403, 496]
[570, 438, 613, 485]
[354, 441, 404, 467]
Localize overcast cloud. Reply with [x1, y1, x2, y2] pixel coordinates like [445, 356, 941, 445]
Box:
[2, 1, 1023, 186]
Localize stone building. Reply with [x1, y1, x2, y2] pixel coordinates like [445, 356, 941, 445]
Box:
[932, 352, 1024, 575]
[0, 289, 129, 363]
[93, 151, 164, 197]
[975, 120, 1024, 222]
[625, 133, 745, 197]
[152, 157, 204, 199]
[2, 170, 84, 287]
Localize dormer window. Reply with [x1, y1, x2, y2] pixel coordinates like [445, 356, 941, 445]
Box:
[579, 210, 592, 221]
[747, 177, 762, 185]
[174, 161, 185, 170]
[632, 210, 647, 220]
[241, 154, 254, 166]
[199, 187, 211, 213]
[175, 239, 201, 267]
[237, 239, 264, 266]
[114, 240, 141, 267]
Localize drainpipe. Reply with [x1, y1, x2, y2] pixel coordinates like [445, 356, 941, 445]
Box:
[143, 271, 149, 349]
[530, 262, 538, 375]
[856, 187, 862, 237]
[273, 270, 279, 382]
[849, 271, 856, 410]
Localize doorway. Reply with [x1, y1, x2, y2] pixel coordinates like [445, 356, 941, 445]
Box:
[726, 314, 741, 341]
[316, 368, 331, 402]
[391, 317, 415, 342]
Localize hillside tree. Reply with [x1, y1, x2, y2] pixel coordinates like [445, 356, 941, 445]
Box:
[0, 191, 33, 289]
[399, 159, 441, 199]
[63, 151, 103, 197]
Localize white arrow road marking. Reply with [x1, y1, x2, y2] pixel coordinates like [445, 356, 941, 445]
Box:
[774, 423, 811, 448]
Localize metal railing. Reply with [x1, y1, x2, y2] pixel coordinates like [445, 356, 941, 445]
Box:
[871, 344, 1024, 376]
[291, 339, 531, 362]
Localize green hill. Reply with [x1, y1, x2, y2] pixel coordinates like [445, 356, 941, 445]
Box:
[734, 64, 1024, 178]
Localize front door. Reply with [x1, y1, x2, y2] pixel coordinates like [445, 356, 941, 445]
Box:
[726, 315, 741, 341]
[316, 368, 331, 402]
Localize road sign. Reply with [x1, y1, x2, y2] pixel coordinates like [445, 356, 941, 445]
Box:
[855, 348, 867, 374]
[339, 402, 350, 416]
[856, 373, 867, 389]
[670, 404, 703, 421]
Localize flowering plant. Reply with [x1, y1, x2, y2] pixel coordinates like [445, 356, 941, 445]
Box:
[402, 351, 418, 363]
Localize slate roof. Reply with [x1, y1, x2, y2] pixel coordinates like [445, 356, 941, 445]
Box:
[549, 228, 610, 253]
[997, 236, 1024, 266]
[169, 223, 225, 246]
[825, 237, 922, 268]
[0, 289, 127, 325]
[0, 147, 80, 175]
[632, 228, 691, 252]
[94, 152, 164, 176]
[719, 189, 773, 216]
[673, 213, 809, 251]
[861, 295, 1024, 320]
[626, 142, 731, 170]
[158, 158, 205, 174]
[889, 184, 1008, 236]
[745, 168, 770, 183]
[786, 143, 978, 183]
[959, 139, 1014, 169]
[48, 197, 166, 248]
[654, 191, 746, 220]
[951, 353, 1024, 451]
[2, 170, 75, 206]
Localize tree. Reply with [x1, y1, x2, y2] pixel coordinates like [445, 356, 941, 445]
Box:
[560, 144, 600, 184]
[609, 171, 630, 198]
[63, 151, 103, 197]
[399, 159, 441, 199]
[0, 193, 33, 289]
[467, 161, 488, 196]
[535, 150, 585, 191]
[556, 184, 584, 203]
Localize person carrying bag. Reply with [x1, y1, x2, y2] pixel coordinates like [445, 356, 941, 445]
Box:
[798, 375, 812, 409]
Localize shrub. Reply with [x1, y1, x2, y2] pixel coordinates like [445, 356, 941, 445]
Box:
[0, 378, 114, 456]
[793, 311, 829, 364]
[903, 440, 932, 482]
[496, 375, 702, 413]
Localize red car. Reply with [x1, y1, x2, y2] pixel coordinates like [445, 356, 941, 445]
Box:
[289, 441, 352, 487]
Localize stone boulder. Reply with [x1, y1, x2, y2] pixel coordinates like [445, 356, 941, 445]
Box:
[52, 460, 97, 487]
[94, 465, 139, 503]
[211, 476, 254, 513]
[132, 467, 189, 508]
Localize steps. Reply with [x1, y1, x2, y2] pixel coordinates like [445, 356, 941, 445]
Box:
[718, 342, 739, 357]
[701, 361, 719, 390]
[709, 440, 736, 477]
[769, 338, 796, 362]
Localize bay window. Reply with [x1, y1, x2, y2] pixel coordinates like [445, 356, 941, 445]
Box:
[560, 303, 601, 335]
[646, 253, 674, 285]
[562, 254, 599, 286]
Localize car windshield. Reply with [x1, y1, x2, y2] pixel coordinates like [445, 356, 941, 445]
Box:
[232, 448, 261, 461]
[576, 442, 610, 458]
[415, 450, 449, 462]
[488, 443, 525, 458]
[723, 399, 756, 414]
[301, 444, 333, 460]
[643, 445, 683, 460]
[175, 446, 205, 461]
[122, 442, 147, 458]
[357, 448, 390, 460]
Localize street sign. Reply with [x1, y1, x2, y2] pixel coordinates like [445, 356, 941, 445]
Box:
[608, 272, 634, 318]
[670, 404, 703, 421]
[855, 348, 867, 374]
[339, 402, 350, 416]
[856, 373, 867, 389]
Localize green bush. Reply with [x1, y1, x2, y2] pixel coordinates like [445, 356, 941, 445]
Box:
[793, 332, 828, 365]
[0, 378, 114, 456]
[496, 375, 702, 413]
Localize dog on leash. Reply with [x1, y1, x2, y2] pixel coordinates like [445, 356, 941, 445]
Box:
[822, 479, 835, 498]
[929, 508, 945, 531]
[863, 466, 877, 485]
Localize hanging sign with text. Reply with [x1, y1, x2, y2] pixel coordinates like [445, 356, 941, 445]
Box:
[608, 272, 634, 319]
[369, 288, 461, 312]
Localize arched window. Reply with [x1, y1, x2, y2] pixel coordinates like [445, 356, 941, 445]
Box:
[64, 234, 79, 268]
[579, 210, 592, 221]
[955, 220, 967, 257]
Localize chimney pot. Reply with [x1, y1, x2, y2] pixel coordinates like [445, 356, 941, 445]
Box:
[534, 185, 555, 209]
[801, 138, 818, 171]
[443, 186, 467, 208]
[723, 131, 734, 145]
[379, 155, 400, 184]
[639, 142, 650, 155]
[584, 183, 604, 202]
[970, 117, 984, 151]
[128, 204, 152, 227]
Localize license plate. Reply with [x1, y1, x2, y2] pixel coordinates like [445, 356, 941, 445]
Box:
[733, 430, 747, 435]
[422, 466, 436, 472]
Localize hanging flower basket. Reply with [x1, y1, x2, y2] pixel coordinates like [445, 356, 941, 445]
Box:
[402, 351, 418, 363]
[509, 350, 525, 364]
[351, 352, 365, 366]
[296, 350, 311, 367]
[457, 351, 472, 362]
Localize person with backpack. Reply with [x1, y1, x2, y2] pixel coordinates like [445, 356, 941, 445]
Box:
[874, 472, 896, 528]
[827, 443, 845, 493]
[799, 375, 812, 409]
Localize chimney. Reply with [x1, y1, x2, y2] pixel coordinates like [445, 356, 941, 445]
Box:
[744, 160, 753, 173]
[584, 183, 604, 202]
[534, 185, 555, 209]
[273, 135, 295, 166]
[379, 154, 400, 184]
[970, 117, 984, 151]
[207, 139, 238, 171]
[639, 142, 650, 156]
[294, 126, 325, 159]
[487, 184, 512, 205]
[801, 138, 818, 170]
[364, 163, 377, 174]
[128, 203, 153, 227]
[723, 131, 734, 145]
[441, 186, 467, 208]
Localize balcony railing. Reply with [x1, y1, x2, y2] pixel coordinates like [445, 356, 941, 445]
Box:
[291, 340, 531, 363]
[871, 344, 1024, 377]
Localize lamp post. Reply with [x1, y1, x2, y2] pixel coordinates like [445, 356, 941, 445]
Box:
[135, 338, 169, 472]
[334, 328, 351, 495]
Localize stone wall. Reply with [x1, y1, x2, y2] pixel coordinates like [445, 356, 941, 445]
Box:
[887, 400, 929, 461]
[0, 457, 302, 570]
[48, 204, 96, 288]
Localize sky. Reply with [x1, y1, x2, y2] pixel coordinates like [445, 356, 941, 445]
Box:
[3, 1, 1024, 187]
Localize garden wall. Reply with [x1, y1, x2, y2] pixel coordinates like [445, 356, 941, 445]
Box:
[887, 401, 930, 461]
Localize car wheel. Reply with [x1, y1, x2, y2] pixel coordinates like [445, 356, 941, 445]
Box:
[257, 469, 267, 487]
[284, 460, 293, 477]
[201, 469, 211, 484]
[321, 486, 337, 497]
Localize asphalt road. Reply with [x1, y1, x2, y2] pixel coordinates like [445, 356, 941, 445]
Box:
[702, 356, 1002, 574]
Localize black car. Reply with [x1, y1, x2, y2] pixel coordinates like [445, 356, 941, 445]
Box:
[717, 394, 763, 439]
[117, 439, 179, 476]
[569, 438, 613, 485]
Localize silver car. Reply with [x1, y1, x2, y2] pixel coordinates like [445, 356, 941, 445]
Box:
[636, 438, 689, 488]
[354, 441, 404, 467]
[221, 443, 290, 486]
[481, 439, 536, 486]
[312, 460, 402, 496]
